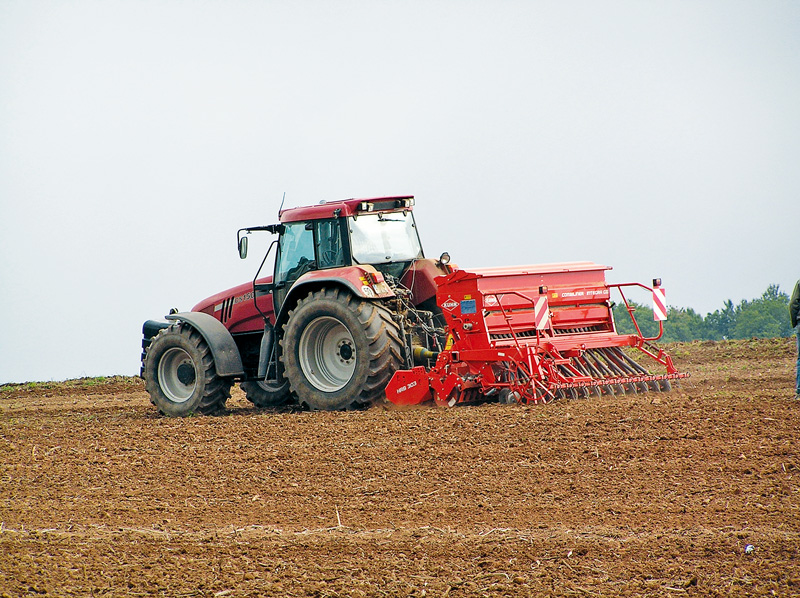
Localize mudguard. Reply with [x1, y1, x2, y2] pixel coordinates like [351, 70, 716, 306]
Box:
[165, 312, 245, 377]
[274, 265, 396, 327]
[292, 266, 395, 300]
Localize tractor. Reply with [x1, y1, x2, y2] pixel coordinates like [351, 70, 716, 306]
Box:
[141, 196, 448, 415]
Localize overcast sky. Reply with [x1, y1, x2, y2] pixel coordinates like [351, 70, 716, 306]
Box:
[1, 1, 798, 383]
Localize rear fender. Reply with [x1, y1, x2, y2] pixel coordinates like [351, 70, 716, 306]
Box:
[275, 266, 396, 328]
[399, 258, 451, 306]
[164, 312, 245, 377]
[295, 266, 395, 300]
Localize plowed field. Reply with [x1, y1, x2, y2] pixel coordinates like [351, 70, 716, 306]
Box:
[1, 338, 798, 597]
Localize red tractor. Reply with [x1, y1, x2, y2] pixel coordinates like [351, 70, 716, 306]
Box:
[141, 196, 448, 415]
[141, 195, 685, 416]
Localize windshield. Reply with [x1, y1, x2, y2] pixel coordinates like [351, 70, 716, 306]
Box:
[348, 211, 423, 264]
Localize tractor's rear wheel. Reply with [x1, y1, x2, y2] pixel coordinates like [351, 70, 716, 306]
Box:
[241, 379, 291, 407]
[143, 322, 231, 416]
[281, 288, 403, 410]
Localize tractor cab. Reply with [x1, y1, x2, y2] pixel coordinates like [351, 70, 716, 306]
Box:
[239, 196, 424, 316]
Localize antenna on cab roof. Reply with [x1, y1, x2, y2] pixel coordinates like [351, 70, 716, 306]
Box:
[278, 192, 286, 218]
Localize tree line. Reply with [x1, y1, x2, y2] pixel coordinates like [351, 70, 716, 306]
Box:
[612, 284, 795, 342]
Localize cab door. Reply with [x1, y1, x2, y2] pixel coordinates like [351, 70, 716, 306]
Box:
[272, 222, 316, 313]
[272, 218, 349, 313]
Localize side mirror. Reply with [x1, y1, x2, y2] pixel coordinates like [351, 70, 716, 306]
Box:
[238, 236, 248, 259]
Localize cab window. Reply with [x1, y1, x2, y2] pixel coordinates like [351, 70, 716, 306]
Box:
[315, 219, 345, 269]
[276, 222, 315, 284]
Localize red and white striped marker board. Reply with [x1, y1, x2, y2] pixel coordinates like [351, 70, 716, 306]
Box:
[652, 287, 667, 321]
[534, 295, 550, 329]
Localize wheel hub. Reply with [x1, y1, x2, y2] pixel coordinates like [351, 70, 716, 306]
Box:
[298, 316, 356, 392]
[157, 347, 197, 403]
[337, 339, 354, 363]
[177, 363, 196, 385]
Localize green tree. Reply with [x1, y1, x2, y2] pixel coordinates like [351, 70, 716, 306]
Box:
[704, 299, 735, 340]
[612, 300, 659, 338]
[610, 284, 791, 342]
[662, 307, 707, 342]
[730, 284, 791, 339]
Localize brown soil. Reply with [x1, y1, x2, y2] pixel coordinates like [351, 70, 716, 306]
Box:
[1, 338, 798, 597]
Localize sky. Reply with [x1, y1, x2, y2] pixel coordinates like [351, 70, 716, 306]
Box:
[1, 0, 798, 383]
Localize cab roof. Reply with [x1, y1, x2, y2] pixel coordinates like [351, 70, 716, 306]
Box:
[279, 196, 415, 223]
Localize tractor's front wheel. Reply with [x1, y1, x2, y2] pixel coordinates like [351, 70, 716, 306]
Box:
[281, 288, 403, 410]
[143, 322, 231, 416]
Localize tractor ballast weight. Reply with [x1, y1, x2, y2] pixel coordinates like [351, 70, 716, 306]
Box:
[385, 262, 687, 406]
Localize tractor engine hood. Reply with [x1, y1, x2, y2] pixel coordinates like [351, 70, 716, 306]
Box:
[192, 277, 276, 334]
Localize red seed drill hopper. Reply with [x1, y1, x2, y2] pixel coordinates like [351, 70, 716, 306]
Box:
[386, 261, 687, 406]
